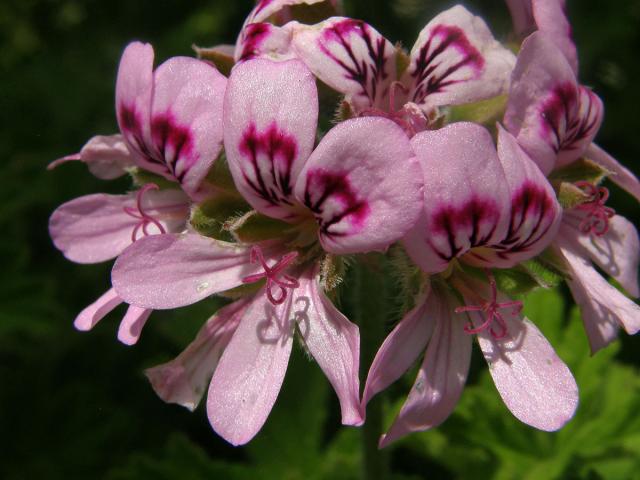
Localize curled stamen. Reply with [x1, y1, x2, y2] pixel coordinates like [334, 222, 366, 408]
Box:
[123, 183, 166, 242]
[454, 270, 522, 339]
[242, 246, 300, 305]
[574, 181, 615, 236]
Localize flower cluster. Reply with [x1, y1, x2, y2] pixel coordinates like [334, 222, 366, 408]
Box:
[50, 0, 639, 447]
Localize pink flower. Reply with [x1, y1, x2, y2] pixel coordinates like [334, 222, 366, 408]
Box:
[289, 5, 515, 133]
[504, 33, 640, 352]
[112, 58, 423, 445]
[115, 42, 227, 200]
[363, 122, 578, 447]
[49, 183, 190, 344]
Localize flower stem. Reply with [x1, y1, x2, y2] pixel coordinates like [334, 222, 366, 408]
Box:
[353, 253, 390, 480]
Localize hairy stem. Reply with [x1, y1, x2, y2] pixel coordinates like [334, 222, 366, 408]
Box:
[353, 253, 390, 480]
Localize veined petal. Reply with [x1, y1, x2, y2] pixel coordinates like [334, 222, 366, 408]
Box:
[116, 42, 155, 168]
[74, 288, 123, 331]
[469, 126, 561, 268]
[145, 298, 248, 411]
[291, 17, 396, 111]
[112, 234, 279, 309]
[533, 0, 578, 75]
[295, 117, 423, 254]
[224, 58, 318, 221]
[49, 189, 189, 264]
[404, 122, 510, 273]
[587, 144, 640, 203]
[466, 284, 579, 431]
[559, 240, 640, 353]
[562, 216, 639, 298]
[207, 288, 295, 446]
[363, 293, 434, 407]
[504, 33, 602, 175]
[47, 134, 134, 180]
[379, 288, 471, 448]
[149, 57, 227, 198]
[117, 305, 152, 346]
[407, 5, 516, 112]
[295, 266, 362, 425]
[235, 22, 294, 62]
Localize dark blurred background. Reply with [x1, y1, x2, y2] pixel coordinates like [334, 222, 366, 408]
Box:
[1, 1, 639, 479]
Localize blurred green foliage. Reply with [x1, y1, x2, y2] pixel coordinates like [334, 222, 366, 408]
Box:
[1, 0, 639, 479]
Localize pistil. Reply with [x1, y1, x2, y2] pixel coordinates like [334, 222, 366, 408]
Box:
[574, 181, 615, 236]
[122, 183, 167, 242]
[242, 245, 300, 305]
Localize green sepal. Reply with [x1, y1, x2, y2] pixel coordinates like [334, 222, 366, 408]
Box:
[192, 44, 234, 77]
[189, 194, 250, 241]
[335, 99, 355, 122]
[395, 43, 410, 78]
[549, 157, 611, 186]
[492, 267, 541, 297]
[319, 254, 348, 293]
[446, 94, 508, 127]
[203, 153, 240, 195]
[556, 181, 590, 209]
[520, 248, 571, 288]
[230, 210, 293, 243]
[128, 167, 179, 190]
[286, 0, 339, 24]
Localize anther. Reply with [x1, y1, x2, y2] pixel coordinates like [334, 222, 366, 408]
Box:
[574, 181, 615, 236]
[242, 246, 299, 305]
[454, 271, 522, 339]
[123, 183, 166, 242]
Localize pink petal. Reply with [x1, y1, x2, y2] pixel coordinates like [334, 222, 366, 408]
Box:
[149, 56, 227, 198]
[116, 42, 155, 167]
[362, 294, 433, 407]
[74, 288, 123, 331]
[112, 234, 277, 309]
[533, 0, 578, 75]
[223, 58, 318, 221]
[291, 17, 396, 111]
[379, 289, 472, 448]
[407, 5, 516, 112]
[559, 239, 640, 353]
[504, 33, 601, 175]
[117, 305, 152, 346]
[469, 126, 561, 268]
[48, 134, 134, 180]
[562, 216, 639, 298]
[587, 144, 640, 203]
[466, 285, 579, 431]
[235, 22, 294, 62]
[295, 267, 362, 425]
[207, 288, 295, 446]
[49, 189, 188, 264]
[404, 122, 510, 273]
[505, 0, 535, 37]
[295, 117, 423, 254]
[145, 298, 248, 411]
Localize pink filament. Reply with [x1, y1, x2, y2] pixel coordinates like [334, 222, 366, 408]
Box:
[242, 246, 300, 305]
[454, 271, 522, 339]
[122, 183, 167, 242]
[574, 181, 615, 236]
[359, 81, 419, 137]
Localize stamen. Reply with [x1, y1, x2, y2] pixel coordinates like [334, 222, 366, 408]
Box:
[388, 81, 409, 114]
[123, 183, 166, 242]
[242, 245, 300, 305]
[574, 181, 615, 236]
[454, 270, 522, 339]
